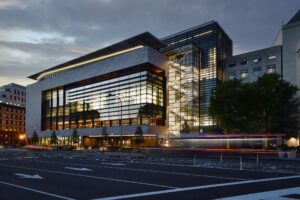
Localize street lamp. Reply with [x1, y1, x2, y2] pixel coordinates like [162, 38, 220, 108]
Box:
[19, 134, 25, 146]
[107, 93, 123, 148]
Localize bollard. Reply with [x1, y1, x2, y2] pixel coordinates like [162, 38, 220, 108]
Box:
[220, 153, 223, 163]
[240, 157, 243, 170]
[193, 155, 196, 166]
[256, 154, 259, 165]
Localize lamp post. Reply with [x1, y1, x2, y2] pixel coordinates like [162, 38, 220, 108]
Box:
[19, 134, 25, 146]
[107, 93, 123, 148]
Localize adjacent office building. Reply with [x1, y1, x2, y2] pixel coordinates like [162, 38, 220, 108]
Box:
[273, 10, 300, 89]
[26, 10, 300, 147]
[224, 10, 300, 87]
[224, 46, 282, 82]
[0, 83, 26, 145]
[222, 10, 300, 147]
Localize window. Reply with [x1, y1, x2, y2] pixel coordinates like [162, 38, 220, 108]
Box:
[229, 63, 236, 67]
[253, 58, 261, 63]
[267, 65, 276, 74]
[240, 70, 248, 78]
[268, 55, 276, 60]
[228, 72, 236, 80]
[240, 60, 248, 65]
[253, 67, 262, 77]
[41, 69, 166, 131]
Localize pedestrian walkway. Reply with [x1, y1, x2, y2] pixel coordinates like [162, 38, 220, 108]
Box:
[217, 186, 300, 200]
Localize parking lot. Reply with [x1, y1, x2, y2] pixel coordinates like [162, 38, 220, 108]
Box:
[0, 149, 300, 200]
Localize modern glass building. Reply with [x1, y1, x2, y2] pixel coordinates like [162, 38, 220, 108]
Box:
[161, 21, 232, 136]
[26, 22, 232, 147]
[27, 32, 168, 147]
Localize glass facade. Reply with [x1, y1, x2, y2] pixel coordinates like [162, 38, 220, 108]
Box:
[41, 65, 166, 131]
[168, 45, 200, 135]
[161, 21, 232, 135]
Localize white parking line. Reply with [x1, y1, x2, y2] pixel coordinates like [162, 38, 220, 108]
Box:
[26, 160, 248, 181]
[0, 164, 175, 189]
[0, 180, 75, 200]
[216, 186, 300, 200]
[92, 175, 300, 200]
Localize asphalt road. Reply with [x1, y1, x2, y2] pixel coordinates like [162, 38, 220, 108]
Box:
[0, 149, 300, 200]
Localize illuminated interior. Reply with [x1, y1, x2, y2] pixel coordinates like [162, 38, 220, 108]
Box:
[162, 21, 232, 135]
[168, 45, 200, 136]
[41, 65, 166, 131]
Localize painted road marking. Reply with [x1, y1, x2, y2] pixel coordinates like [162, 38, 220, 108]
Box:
[92, 175, 300, 200]
[65, 167, 93, 171]
[0, 180, 75, 200]
[101, 163, 126, 166]
[128, 160, 300, 175]
[27, 160, 248, 181]
[216, 186, 300, 200]
[0, 164, 176, 189]
[14, 173, 43, 179]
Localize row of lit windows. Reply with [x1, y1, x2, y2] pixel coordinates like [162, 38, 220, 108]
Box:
[228, 65, 276, 80]
[42, 69, 166, 131]
[0, 106, 25, 113]
[0, 119, 25, 125]
[0, 127, 25, 132]
[0, 115, 25, 120]
[229, 55, 277, 67]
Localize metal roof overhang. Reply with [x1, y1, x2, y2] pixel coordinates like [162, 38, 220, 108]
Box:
[29, 32, 166, 80]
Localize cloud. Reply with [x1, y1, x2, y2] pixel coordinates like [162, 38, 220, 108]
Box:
[0, 0, 25, 9]
[0, 0, 300, 86]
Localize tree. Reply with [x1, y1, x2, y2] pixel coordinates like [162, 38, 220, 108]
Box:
[209, 73, 299, 135]
[209, 79, 257, 133]
[50, 131, 58, 146]
[138, 103, 165, 125]
[253, 73, 300, 135]
[134, 126, 144, 145]
[31, 131, 39, 145]
[71, 129, 79, 147]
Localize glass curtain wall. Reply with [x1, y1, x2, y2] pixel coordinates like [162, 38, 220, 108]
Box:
[168, 45, 200, 135]
[162, 22, 232, 134]
[41, 68, 165, 131]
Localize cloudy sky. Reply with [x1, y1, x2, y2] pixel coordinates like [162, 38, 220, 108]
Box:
[0, 0, 299, 86]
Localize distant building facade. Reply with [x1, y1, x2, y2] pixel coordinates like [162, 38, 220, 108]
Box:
[222, 10, 300, 146]
[225, 10, 300, 86]
[0, 83, 26, 146]
[273, 10, 300, 90]
[0, 83, 26, 107]
[224, 46, 282, 82]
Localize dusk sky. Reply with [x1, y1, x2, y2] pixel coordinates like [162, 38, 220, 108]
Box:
[0, 0, 299, 86]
